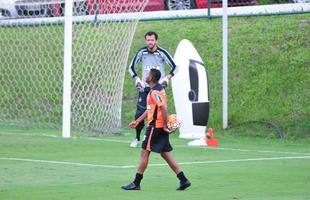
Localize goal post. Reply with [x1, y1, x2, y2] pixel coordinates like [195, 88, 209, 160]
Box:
[222, 0, 228, 129]
[1, 1, 309, 138]
[0, 0, 148, 137]
[62, 0, 73, 138]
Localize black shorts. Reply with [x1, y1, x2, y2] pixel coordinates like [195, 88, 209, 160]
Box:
[141, 125, 173, 153]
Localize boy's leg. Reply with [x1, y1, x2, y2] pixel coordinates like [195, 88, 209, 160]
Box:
[137, 149, 151, 174]
[160, 151, 181, 174]
[121, 149, 151, 190]
[161, 152, 191, 190]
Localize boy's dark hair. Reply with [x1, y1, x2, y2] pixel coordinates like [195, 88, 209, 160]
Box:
[144, 31, 158, 40]
[150, 68, 161, 83]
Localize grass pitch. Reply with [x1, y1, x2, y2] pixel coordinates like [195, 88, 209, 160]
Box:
[1, 126, 309, 200]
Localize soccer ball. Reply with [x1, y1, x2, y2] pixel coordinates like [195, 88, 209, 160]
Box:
[167, 114, 182, 131]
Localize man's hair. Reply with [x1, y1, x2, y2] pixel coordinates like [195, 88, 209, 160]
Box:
[144, 31, 158, 40]
[150, 68, 161, 83]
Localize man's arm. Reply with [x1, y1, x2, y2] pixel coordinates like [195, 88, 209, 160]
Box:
[157, 47, 178, 88]
[128, 48, 147, 91]
[157, 47, 178, 78]
[128, 48, 144, 79]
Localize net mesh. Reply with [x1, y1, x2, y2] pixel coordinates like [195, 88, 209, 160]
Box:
[0, 0, 148, 135]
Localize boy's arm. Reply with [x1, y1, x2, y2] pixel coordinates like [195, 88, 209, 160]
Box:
[129, 110, 147, 128]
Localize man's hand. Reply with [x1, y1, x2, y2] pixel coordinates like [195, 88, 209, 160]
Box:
[159, 76, 169, 88]
[135, 77, 145, 92]
[129, 120, 139, 129]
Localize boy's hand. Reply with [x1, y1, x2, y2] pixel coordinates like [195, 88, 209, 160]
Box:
[164, 127, 175, 134]
[129, 120, 139, 128]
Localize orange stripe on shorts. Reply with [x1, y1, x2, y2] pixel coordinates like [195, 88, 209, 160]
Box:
[146, 127, 154, 151]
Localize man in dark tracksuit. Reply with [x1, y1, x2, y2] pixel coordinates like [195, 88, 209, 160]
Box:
[128, 31, 178, 148]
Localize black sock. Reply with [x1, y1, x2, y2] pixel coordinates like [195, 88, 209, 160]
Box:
[177, 171, 188, 183]
[133, 173, 143, 186]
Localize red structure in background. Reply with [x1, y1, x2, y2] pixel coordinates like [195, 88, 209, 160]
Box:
[196, 0, 256, 8]
[51, 0, 256, 17]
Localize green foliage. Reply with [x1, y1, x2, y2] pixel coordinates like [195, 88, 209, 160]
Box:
[0, 25, 64, 127]
[123, 14, 310, 139]
[0, 14, 309, 138]
[257, 0, 290, 5]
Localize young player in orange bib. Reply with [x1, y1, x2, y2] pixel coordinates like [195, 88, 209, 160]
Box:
[121, 69, 191, 191]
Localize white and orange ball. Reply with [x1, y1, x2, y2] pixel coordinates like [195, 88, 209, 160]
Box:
[167, 114, 182, 131]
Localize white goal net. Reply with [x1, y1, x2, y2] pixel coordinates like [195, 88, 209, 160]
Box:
[0, 0, 148, 135]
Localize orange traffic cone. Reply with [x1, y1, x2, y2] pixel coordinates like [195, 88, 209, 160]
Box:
[206, 128, 218, 147]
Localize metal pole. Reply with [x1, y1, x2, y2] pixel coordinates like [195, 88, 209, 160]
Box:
[62, 0, 73, 138]
[207, 0, 211, 19]
[222, 0, 228, 129]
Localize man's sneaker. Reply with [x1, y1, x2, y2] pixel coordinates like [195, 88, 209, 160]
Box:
[176, 180, 191, 190]
[121, 182, 141, 190]
[130, 139, 140, 148]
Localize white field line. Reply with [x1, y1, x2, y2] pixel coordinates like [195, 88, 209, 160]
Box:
[0, 156, 310, 169]
[175, 145, 310, 156]
[0, 157, 135, 169]
[0, 132, 131, 143]
[2, 132, 310, 155]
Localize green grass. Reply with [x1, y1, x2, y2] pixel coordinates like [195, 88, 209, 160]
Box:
[0, 14, 309, 138]
[257, 0, 290, 5]
[0, 126, 310, 199]
[123, 14, 310, 139]
[1, 13, 310, 200]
